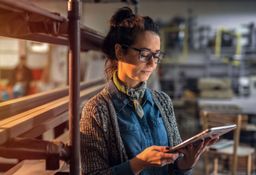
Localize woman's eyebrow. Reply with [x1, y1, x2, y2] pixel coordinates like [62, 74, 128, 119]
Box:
[139, 47, 161, 52]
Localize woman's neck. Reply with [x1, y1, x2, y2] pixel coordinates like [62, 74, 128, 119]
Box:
[117, 71, 140, 88]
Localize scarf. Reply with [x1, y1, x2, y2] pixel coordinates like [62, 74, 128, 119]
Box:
[113, 71, 146, 118]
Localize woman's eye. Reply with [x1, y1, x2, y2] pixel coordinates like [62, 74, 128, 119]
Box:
[140, 50, 151, 57]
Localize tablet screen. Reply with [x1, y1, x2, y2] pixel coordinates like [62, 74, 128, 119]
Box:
[169, 124, 236, 153]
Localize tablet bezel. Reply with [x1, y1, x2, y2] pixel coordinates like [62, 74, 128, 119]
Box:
[169, 124, 237, 153]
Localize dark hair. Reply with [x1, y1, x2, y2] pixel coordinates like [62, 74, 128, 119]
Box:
[102, 7, 160, 79]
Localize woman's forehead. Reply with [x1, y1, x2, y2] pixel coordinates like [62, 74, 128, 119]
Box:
[133, 31, 160, 49]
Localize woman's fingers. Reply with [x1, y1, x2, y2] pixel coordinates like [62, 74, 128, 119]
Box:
[161, 157, 177, 166]
[137, 145, 180, 167]
[195, 141, 206, 158]
[171, 137, 221, 170]
[159, 152, 179, 166]
[150, 145, 170, 152]
[208, 136, 219, 145]
[161, 152, 179, 160]
[155, 146, 180, 166]
[176, 140, 204, 158]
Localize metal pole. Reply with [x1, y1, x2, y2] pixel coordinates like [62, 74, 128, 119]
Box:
[68, 0, 81, 174]
[133, 0, 139, 15]
[134, 4, 138, 15]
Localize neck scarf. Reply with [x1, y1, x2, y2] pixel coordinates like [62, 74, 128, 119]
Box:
[113, 71, 146, 118]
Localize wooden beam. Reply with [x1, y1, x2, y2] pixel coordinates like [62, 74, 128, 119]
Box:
[0, 84, 104, 145]
[0, 79, 104, 120]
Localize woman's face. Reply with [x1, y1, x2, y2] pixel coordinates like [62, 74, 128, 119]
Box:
[117, 31, 160, 88]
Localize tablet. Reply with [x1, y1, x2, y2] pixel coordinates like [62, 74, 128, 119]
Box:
[169, 124, 236, 153]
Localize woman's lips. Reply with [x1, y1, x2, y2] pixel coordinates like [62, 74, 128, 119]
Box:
[143, 70, 152, 72]
[142, 70, 152, 74]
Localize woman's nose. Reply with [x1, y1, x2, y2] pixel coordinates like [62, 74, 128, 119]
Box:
[146, 56, 157, 67]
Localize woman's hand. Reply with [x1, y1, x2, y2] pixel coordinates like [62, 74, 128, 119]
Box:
[176, 136, 219, 170]
[130, 145, 179, 175]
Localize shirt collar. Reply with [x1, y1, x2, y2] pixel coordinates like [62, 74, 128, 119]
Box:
[106, 80, 154, 112]
[106, 80, 130, 112]
[143, 88, 154, 105]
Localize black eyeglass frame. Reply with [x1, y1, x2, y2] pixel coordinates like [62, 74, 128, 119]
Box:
[121, 44, 165, 64]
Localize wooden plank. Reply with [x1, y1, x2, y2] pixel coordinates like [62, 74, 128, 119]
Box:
[3, 160, 24, 175]
[0, 87, 67, 120]
[0, 97, 66, 126]
[2, 100, 67, 139]
[4, 160, 65, 175]
[0, 0, 103, 50]
[20, 111, 69, 138]
[0, 79, 104, 119]
[20, 85, 103, 139]
[0, 84, 104, 145]
[54, 131, 69, 143]
[0, 0, 66, 21]
[0, 83, 101, 129]
[0, 129, 7, 144]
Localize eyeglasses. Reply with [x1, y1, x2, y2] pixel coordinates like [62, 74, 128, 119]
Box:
[121, 44, 165, 64]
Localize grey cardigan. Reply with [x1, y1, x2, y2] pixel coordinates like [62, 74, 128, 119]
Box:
[80, 83, 192, 175]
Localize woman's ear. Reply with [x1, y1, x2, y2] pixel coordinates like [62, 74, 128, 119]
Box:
[114, 44, 123, 60]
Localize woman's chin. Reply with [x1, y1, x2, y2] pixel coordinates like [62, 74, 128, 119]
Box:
[139, 75, 151, 82]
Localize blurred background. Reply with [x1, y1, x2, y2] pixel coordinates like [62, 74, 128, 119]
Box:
[0, 0, 255, 174]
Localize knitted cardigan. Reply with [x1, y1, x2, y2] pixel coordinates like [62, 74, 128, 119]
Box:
[80, 83, 191, 175]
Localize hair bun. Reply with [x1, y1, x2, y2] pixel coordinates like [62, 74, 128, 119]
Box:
[110, 7, 139, 28]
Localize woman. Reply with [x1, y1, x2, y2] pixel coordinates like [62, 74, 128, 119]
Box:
[80, 7, 216, 175]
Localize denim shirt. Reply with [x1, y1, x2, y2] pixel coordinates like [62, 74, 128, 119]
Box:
[80, 80, 193, 175]
[111, 84, 169, 175]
